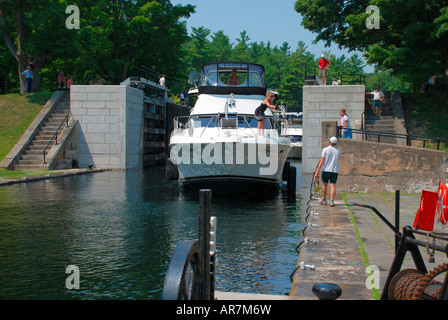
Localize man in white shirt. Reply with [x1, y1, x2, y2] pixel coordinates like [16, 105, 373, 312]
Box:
[159, 75, 166, 86]
[367, 86, 385, 115]
[314, 136, 341, 207]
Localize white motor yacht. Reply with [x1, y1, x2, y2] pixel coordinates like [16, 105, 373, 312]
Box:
[281, 112, 303, 159]
[168, 62, 291, 193]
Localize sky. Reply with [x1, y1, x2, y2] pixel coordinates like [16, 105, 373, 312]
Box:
[174, 0, 374, 72]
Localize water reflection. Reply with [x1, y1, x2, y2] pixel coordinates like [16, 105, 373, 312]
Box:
[0, 162, 311, 299]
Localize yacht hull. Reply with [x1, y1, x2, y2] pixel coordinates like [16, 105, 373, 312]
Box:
[169, 139, 290, 193]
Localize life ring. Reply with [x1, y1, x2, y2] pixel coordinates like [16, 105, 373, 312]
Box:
[436, 181, 448, 225]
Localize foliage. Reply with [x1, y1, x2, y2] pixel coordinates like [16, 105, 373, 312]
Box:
[0, 0, 412, 106]
[179, 29, 371, 108]
[401, 92, 448, 151]
[294, 0, 448, 91]
[365, 70, 412, 93]
[0, 0, 195, 93]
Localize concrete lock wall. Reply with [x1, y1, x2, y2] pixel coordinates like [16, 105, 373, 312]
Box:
[302, 85, 366, 173]
[70, 85, 144, 169]
[321, 121, 447, 193]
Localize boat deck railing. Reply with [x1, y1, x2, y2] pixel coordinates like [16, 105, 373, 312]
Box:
[172, 113, 285, 139]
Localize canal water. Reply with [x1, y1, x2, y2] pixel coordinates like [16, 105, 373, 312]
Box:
[0, 161, 311, 300]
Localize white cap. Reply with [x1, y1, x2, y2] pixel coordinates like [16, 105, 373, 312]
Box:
[330, 136, 337, 144]
[322, 54, 325, 58]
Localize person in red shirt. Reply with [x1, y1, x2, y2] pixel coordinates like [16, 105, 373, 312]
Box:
[318, 54, 330, 86]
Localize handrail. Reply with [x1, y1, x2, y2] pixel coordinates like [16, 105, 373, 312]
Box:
[136, 65, 162, 83]
[43, 111, 72, 164]
[304, 64, 366, 85]
[337, 126, 445, 150]
[339, 73, 365, 85]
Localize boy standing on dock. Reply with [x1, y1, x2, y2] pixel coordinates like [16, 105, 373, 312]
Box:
[315, 136, 341, 207]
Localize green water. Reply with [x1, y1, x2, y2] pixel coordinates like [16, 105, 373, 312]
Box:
[0, 163, 308, 299]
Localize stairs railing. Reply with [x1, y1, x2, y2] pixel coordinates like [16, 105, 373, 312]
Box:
[43, 110, 73, 164]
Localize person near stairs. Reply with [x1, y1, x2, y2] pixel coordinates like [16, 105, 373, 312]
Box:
[67, 75, 74, 88]
[58, 72, 66, 89]
[315, 136, 341, 207]
[21, 66, 34, 93]
[339, 108, 352, 139]
[367, 86, 385, 115]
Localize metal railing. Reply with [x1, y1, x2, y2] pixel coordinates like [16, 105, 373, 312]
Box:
[135, 65, 163, 83]
[353, 200, 448, 300]
[337, 126, 445, 150]
[43, 111, 73, 164]
[172, 113, 280, 139]
[304, 64, 365, 85]
[339, 73, 365, 85]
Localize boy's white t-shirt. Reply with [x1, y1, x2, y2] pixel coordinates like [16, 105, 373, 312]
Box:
[321, 145, 341, 173]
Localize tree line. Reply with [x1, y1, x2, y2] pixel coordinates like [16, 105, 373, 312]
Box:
[294, 0, 448, 92]
[0, 0, 195, 93]
[0, 0, 412, 108]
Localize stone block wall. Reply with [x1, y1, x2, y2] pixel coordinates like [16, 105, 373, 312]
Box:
[70, 85, 144, 169]
[321, 121, 447, 193]
[302, 85, 365, 173]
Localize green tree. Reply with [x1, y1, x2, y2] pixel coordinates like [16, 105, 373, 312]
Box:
[0, 0, 77, 92]
[279, 41, 315, 107]
[75, 0, 194, 83]
[210, 30, 233, 62]
[0, 42, 18, 93]
[230, 31, 251, 62]
[186, 26, 212, 71]
[366, 70, 412, 92]
[0, 0, 194, 92]
[294, 0, 448, 91]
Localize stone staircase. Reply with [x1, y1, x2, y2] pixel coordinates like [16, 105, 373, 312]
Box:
[364, 91, 405, 145]
[13, 92, 70, 170]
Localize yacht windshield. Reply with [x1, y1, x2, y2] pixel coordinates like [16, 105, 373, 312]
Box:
[200, 63, 265, 88]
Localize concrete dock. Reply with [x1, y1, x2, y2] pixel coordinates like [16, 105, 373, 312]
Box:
[289, 192, 448, 300]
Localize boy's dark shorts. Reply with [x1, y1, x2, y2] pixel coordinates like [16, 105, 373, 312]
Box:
[322, 171, 338, 184]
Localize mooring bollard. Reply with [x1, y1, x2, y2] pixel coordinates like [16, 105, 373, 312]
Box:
[287, 165, 297, 204]
[312, 283, 342, 300]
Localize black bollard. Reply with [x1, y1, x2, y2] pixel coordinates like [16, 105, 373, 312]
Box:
[287, 165, 297, 204]
[312, 283, 342, 300]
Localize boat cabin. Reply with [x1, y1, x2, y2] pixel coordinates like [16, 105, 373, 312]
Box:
[197, 62, 267, 95]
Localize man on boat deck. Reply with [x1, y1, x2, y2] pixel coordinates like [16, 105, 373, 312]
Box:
[315, 136, 341, 207]
[227, 69, 241, 86]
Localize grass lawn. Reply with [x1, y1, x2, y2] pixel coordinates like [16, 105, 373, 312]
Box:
[0, 92, 53, 162]
[0, 168, 66, 179]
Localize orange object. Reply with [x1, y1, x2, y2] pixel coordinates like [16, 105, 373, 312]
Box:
[437, 181, 448, 225]
[413, 190, 438, 231]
